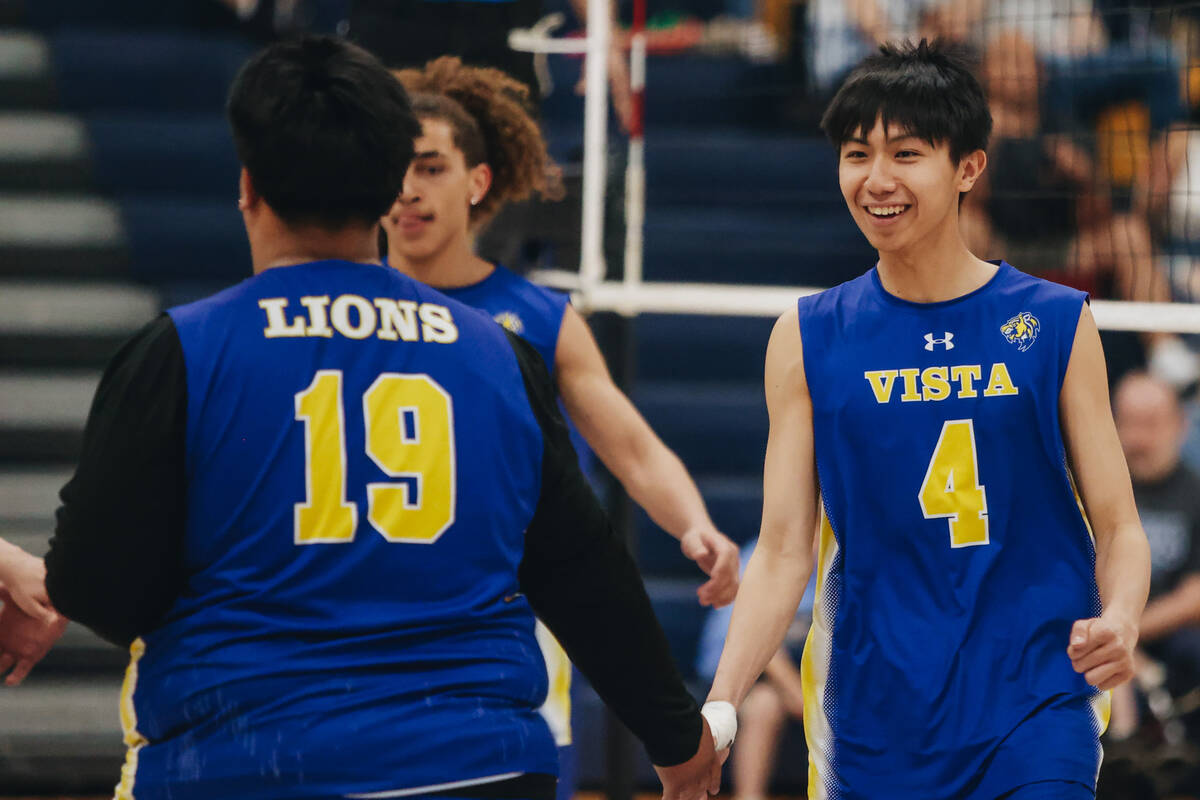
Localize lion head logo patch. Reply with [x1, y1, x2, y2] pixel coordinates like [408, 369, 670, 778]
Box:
[494, 311, 524, 334]
[1001, 312, 1040, 352]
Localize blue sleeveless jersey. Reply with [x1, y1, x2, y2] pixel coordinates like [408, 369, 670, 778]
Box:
[438, 263, 594, 489]
[127, 260, 556, 799]
[797, 263, 1106, 800]
[439, 264, 578, 752]
[438, 264, 568, 373]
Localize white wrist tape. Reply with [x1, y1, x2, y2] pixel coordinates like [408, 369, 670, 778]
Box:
[701, 701, 737, 751]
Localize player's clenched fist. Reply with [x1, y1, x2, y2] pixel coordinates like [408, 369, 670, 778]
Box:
[1067, 616, 1137, 690]
[680, 527, 740, 608]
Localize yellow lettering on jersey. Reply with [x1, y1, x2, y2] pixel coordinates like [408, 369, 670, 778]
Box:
[364, 374, 456, 543]
[300, 295, 333, 338]
[375, 299, 419, 342]
[259, 298, 307, 338]
[419, 304, 459, 344]
[899, 368, 922, 402]
[983, 363, 1019, 397]
[919, 419, 989, 547]
[921, 367, 951, 401]
[294, 370, 357, 544]
[330, 294, 376, 340]
[261, 295, 457, 343]
[951, 365, 982, 398]
[863, 370, 899, 404]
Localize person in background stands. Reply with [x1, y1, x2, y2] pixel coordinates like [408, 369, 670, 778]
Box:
[1109, 372, 1200, 740]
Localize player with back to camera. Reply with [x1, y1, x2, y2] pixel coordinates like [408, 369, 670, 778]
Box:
[36, 35, 721, 800]
[702, 40, 1152, 800]
[379, 56, 741, 798]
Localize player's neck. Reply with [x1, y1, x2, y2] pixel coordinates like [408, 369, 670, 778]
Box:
[249, 217, 381, 274]
[389, 235, 495, 289]
[875, 223, 995, 303]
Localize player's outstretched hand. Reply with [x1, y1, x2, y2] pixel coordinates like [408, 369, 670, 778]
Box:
[1067, 616, 1137, 691]
[680, 527, 740, 608]
[654, 716, 721, 800]
[0, 588, 67, 686]
[0, 540, 57, 625]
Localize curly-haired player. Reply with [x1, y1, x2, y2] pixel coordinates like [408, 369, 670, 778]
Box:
[381, 56, 740, 800]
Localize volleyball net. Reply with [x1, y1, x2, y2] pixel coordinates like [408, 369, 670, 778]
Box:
[514, 0, 1200, 336]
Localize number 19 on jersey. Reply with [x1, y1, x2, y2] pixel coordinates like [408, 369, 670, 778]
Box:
[293, 370, 456, 545]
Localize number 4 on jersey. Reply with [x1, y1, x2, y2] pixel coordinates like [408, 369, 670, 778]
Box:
[918, 419, 990, 548]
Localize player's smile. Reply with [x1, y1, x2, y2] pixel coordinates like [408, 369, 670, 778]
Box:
[862, 203, 912, 226]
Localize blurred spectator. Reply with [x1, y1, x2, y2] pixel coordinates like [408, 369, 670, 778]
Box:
[961, 31, 1196, 385]
[696, 539, 814, 800]
[1109, 372, 1200, 740]
[805, 0, 983, 96]
[978, 2, 1185, 225]
[976, 0, 1107, 61]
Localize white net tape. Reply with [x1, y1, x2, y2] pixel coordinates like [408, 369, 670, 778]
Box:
[531, 270, 1200, 333]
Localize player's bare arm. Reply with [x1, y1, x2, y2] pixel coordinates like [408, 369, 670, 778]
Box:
[706, 309, 817, 713]
[555, 304, 739, 607]
[1060, 303, 1151, 690]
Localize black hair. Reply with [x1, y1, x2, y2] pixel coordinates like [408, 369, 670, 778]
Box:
[227, 35, 421, 229]
[820, 39, 991, 164]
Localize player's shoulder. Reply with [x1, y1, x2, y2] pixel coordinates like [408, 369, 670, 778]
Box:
[795, 269, 876, 321]
[490, 264, 570, 311]
[166, 273, 260, 330]
[993, 260, 1089, 307]
[989, 262, 1090, 344]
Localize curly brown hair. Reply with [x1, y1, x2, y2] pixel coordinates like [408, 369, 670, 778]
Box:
[393, 57, 563, 226]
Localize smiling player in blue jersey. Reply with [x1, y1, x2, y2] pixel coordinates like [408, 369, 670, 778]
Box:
[39, 36, 719, 800]
[704, 41, 1152, 800]
[378, 57, 741, 800]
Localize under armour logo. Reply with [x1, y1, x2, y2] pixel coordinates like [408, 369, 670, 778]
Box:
[924, 332, 954, 351]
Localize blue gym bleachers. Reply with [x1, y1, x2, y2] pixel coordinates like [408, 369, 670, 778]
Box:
[644, 206, 873, 286]
[50, 30, 254, 112]
[634, 313, 774, 381]
[87, 114, 238, 197]
[633, 381, 767, 474]
[120, 195, 250, 282]
[644, 129, 839, 204]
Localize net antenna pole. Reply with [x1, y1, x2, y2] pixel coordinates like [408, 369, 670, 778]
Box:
[579, 0, 611, 301]
[621, 0, 647, 313]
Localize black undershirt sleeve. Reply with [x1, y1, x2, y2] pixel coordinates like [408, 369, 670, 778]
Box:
[506, 330, 704, 768]
[45, 313, 188, 648]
